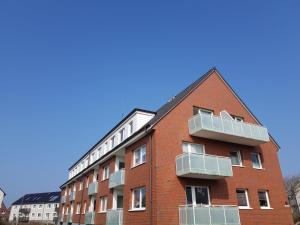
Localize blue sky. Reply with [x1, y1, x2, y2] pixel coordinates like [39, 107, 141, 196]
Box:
[0, 1, 299, 206]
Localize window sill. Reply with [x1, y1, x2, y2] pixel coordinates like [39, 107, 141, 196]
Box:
[253, 167, 265, 170]
[128, 208, 146, 212]
[131, 162, 146, 169]
[100, 178, 109, 182]
[238, 207, 253, 210]
[97, 211, 106, 214]
[232, 165, 245, 168]
[260, 207, 273, 210]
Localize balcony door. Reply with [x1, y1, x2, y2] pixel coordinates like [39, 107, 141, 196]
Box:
[186, 186, 210, 205]
[113, 190, 124, 209]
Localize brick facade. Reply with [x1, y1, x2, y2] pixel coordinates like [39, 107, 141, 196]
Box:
[60, 69, 293, 225]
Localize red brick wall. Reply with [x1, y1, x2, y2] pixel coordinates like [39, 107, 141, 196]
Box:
[151, 71, 293, 225]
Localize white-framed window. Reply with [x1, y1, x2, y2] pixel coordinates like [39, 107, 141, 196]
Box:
[104, 142, 108, 153]
[236, 189, 250, 209]
[111, 136, 116, 149]
[82, 202, 86, 214]
[129, 121, 134, 135]
[33, 205, 36, 208]
[46, 213, 50, 218]
[99, 196, 108, 213]
[133, 145, 146, 167]
[31, 213, 35, 217]
[91, 152, 95, 163]
[48, 204, 51, 208]
[258, 190, 271, 209]
[233, 116, 244, 122]
[119, 128, 125, 142]
[194, 107, 213, 116]
[38, 213, 41, 218]
[53, 212, 57, 217]
[230, 151, 243, 166]
[86, 176, 89, 188]
[182, 142, 204, 154]
[39, 205, 42, 209]
[185, 186, 210, 205]
[102, 166, 110, 180]
[79, 181, 83, 191]
[73, 184, 76, 192]
[251, 152, 262, 169]
[132, 187, 146, 210]
[76, 203, 81, 214]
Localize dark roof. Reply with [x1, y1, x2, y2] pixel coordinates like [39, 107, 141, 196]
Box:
[0, 187, 6, 196]
[68, 108, 155, 170]
[11, 192, 61, 206]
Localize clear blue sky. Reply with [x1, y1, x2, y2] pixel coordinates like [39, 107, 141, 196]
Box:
[0, 1, 299, 206]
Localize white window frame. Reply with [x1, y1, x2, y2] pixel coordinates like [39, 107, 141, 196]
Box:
[82, 202, 86, 214]
[230, 151, 243, 167]
[198, 108, 213, 115]
[129, 121, 134, 135]
[99, 196, 108, 213]
[251, 152, 263, 169]
[102, 166, 110, 180]
[182, 142, 205, 154]
[39, 205, 42, 209]
[111, 136, 116, 149]
[119, 128, 125, 142]
[76, 203, 81, 214]
[185, 186, 210, 206]
[236, 189, 250, 209]
[79, 181, 83, 191]
[258, 190, 271, 209]
[132, 145, 146, 167]
[131, 187, 146, 210]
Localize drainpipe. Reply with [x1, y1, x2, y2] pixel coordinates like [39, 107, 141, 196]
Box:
[78, 180, 85, 225]
[148, 127, 153, 225]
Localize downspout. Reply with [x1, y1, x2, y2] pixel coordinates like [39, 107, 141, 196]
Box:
[148, 127, 153, 225]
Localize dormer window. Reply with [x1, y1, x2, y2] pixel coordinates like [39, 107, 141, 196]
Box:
[129, 121, 134, 135]
[111, 136, 116, 149]
[119, 128, 125, 142]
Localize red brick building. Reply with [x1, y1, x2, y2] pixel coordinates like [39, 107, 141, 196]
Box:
[59, 68, 293, 225]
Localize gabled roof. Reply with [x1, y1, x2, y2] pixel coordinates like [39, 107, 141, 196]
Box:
[145, 67, 280, 148]
[11, 192, 61, 206]
[0, 187, 6, 196]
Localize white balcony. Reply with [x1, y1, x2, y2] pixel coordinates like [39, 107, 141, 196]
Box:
[176, 153, 233, 179]
[85, 211, 95, 225]
[109, 169, 125, 189]
[106, 209, 123, 225]
[179, 205, 240, 225]
[188, 111, 269, 146]
[88, 181, 98, 195]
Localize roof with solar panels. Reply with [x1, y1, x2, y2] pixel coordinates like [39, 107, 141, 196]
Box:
[11, 192, 60, 205]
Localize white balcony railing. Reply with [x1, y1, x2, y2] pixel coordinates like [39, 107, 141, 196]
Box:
[188, 111, 269, 146]
[85, 211, 95, 225]
[88, 181, 98, 195]
[106, 209, 123, 225]
[179, 205, 240, 225]
[176, 153, 233, 179]
[109, 169, 125, 189]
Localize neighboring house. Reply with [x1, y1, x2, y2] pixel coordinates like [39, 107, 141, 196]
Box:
[0, 203, 10, 221]
[59, 68, 293, 225]
[0, 187, 5, 207]
[9, 192, 60, 224]
[289, 185, 300, 217]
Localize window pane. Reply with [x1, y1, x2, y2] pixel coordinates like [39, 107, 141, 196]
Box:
[117, 195, 123, 209]
[182, 143, 189, 153]
[251, 153, 261, 168]
[134, 150, 140, 165]
[236, 190, 248, 206]
[191, 144, 204, 154]
[133, 189, 140, 208]
[258, 191, 268, 207]
[185, 187, 193, 205]
[230, 152, 240, 165]
[141, 147, 146, 163]
[141, 188, 146, 208]
[195, 187, 209, 205]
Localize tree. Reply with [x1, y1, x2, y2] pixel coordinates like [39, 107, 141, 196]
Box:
[285, 175, 300, 223]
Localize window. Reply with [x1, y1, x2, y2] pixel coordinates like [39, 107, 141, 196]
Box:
[86, 176, 89, 188]
[119, 128, 125, 142]
[236, 189, 250, 208]
[76, 203, 81, 214]
[48, 204, 51, 208]
[185, 186, 209, 205]
[132, 187, 146, 210]
[38, 213, 41, 218]
[102, 166, 110, 180]
[39, 205, 42, 209]
[82, 202, 86, 214]
[104, 142, 108, 153]
[46, 213, 50, 218]
[258, 191, 271, 208]
[79, 181, 83, 191]
[233, 116, 244, 122]
[129, 121, 134, 135]
[251, 152, 262, 169]
[133, 145, 146, 167]
[100, 197, 108, 213]
[193, 107, 213, 116]
[182, 142, 204, 154]
[111, 136, 116, 148]
[53, 212, 57, 217]
[230, 151, 242, 166]
[33, 205, 36, 208]
[31, 213, 35, 217]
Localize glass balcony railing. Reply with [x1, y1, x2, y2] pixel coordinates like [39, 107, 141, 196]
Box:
[106, 209, 123, 225]
[109, 169, 125, 189]
[179, 205, 240, 225]
[85, 211, 95, 225]
[88, 181, 98, 195]
[176, 153, 233, 179]
[188, 112, 269, 146]
[69, 192, 76, 201]
[61, 195, 66, 204]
